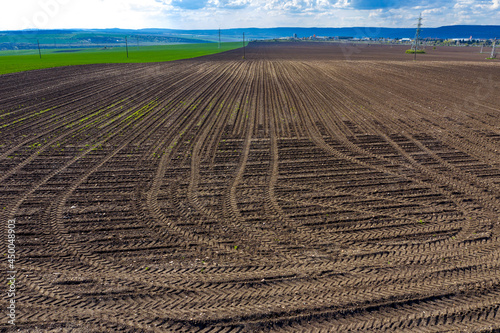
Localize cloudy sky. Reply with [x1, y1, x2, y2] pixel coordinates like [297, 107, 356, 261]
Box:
[1, 0, 499, 31]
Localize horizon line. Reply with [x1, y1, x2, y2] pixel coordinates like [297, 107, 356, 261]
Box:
[2, 24, 500, 33]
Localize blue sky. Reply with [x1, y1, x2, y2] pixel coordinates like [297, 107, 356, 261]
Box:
[2, 0, 499, 31]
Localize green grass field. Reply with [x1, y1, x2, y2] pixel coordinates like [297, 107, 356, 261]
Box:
[0, 42, 245, 75]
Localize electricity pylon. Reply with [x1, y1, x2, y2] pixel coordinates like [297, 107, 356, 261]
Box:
[412, 13, 423, 61]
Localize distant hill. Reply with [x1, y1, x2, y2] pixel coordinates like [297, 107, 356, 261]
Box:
[93, 26, 500, 39]
[137, 26, 500, 40]
[0, 26, 498, 50]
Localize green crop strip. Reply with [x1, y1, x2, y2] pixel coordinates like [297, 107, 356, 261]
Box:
[0, 42, 247, 75]
[124, 99, 159, 122]
[66, 99, 129, 129]
[0, 106, 55, 129]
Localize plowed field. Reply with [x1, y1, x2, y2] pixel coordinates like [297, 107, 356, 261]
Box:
[1, 42, 500, 332]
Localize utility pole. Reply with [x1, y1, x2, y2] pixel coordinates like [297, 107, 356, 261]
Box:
[413, 13, 422, 61]
[218, 28, 221, 49]
[125, 36, 129, 58]
[491, 38, 497, 59]
[480, 43, 484, 53]
[243, 32, 245, 59]
[37, 39, 42, 59]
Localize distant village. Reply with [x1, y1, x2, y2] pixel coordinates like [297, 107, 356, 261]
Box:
[273, 34, 497, 46]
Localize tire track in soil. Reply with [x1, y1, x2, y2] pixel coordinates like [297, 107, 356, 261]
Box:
[318, 61, 500, 196]
[144, 61, 263, 257]
[2, 62, 251, 330]
[0, 61, 212, 251]
[276, 60, 498, 270]
[145, 60, 299, 261]
[1, 59, 215, 240]
[278, 61, 494, 241]
[1, 44, 500, 332]
[26, 108, 209, 329]
[269, 61, 467, 242]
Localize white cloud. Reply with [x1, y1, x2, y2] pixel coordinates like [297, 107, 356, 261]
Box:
[0, 0, 499, 30]
[2, 0, 166, 30]
[213, 0, 251, 9]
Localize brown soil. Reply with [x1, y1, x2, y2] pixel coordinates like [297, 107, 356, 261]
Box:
[1, 42, 499, 332]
